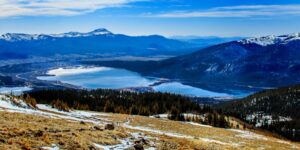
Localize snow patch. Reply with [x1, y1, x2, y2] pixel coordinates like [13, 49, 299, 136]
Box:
[187, 122, 212, 128]
[41, 144, 59, 150]
[0, 95, 110, 125]
[94, 140, 132, 150]
[123, 123, 234, 146]
[228, 129, 268, 140]
[94, 132, 156, 150]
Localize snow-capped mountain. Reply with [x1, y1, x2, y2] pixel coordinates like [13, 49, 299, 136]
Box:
[0, 28, 113, 42]
[238, 33, 300, 46]
[51, 28, 113, 38]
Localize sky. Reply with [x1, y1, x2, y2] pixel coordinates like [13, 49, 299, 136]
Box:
[0, 0, 300, 37]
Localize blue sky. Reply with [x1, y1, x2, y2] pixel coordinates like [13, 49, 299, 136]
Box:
[0, 0, 300, 37]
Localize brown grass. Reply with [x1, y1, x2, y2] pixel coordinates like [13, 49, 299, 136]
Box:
[108, 114, 300, 150]
[0, 110, 299, 150]
[0, 111, 127, 150]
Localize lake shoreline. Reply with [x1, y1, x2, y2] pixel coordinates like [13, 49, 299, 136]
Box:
[36, 66, 247, 99]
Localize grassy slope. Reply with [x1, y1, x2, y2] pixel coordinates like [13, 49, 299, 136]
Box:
[0, 109, 299, 150]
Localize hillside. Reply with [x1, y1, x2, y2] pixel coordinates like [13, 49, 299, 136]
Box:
[216, 84, 300, 141]
[0, 94, 299, 150]
[85, 33, 300, 93]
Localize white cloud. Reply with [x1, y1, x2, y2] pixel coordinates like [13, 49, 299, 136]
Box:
[0, 0, 142, 17]
[153, 5, 300, 18]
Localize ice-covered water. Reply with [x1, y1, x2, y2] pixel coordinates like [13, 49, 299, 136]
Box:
[0, 86, 32, 95]
[37, 67, 237, 97]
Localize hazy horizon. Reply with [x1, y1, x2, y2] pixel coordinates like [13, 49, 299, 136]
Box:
[0, 0, 300, 37]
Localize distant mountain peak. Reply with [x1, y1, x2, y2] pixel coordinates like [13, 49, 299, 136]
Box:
[238, 33, 300, 46]
[89, 28, 112, 35]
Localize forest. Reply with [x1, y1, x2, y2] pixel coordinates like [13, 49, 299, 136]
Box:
[26, 89, 230, 128]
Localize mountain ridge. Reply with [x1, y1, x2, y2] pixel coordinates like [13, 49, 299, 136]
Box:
[0, 28, 199, 57]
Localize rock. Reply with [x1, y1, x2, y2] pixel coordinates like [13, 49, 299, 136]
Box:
[104, 124, 115, 130]
[134, 143, 144, 150]
[80, 121, 86, 125]
[140, 138, 148, 145]
[93, 125, 103, 131]
[78, 128, 85, 132]
[59, 141, 65, 145]
[0, 138, 6, 143]
[88, 145, 97, 150]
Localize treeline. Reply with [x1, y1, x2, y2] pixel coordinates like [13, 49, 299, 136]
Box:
[27, 89, 208, 115]
[216, 84, 300, 141]
[167, 106, 230, 128]
[26, 89, 231, 128]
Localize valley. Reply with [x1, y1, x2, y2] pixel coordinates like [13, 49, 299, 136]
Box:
[1, 29, 300, 149]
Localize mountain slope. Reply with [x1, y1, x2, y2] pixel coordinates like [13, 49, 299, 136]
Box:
[0, 28, 197, 58]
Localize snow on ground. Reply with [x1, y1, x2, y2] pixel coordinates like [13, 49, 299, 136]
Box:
[36, 104, 70, 115]
[37, 104, 112, 122]
[246, 112, 292, 127]
[0, 95, 110, 125]
[228, 129, 299, 148]
[150, 114, 168, 119]
[123, 121, 238, 146]
[0, 95, 23, 110]
[123, 122, 194, 139]
[186, 122, 212, 128]
[41, 144, 59, 150]
[94, 139, 132, 150]
[228, 129, 269, 140]
[94, 132, 156, 150]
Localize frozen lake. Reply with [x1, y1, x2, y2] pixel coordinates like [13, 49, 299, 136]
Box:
[37, 66, 234, 97]
[0, 86, 32, 95]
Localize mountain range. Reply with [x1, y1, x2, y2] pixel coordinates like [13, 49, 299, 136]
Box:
[85, 33, 300, 93]
[0, 28, 199, 59]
